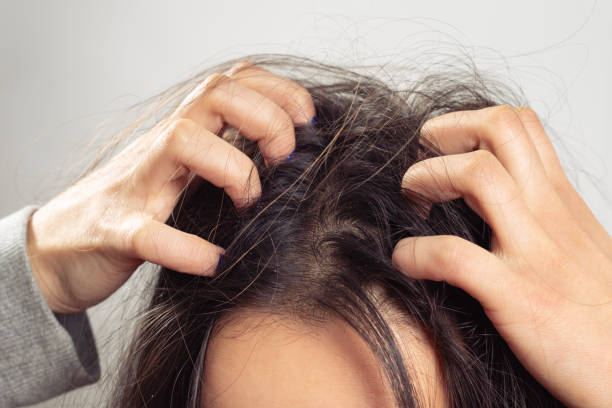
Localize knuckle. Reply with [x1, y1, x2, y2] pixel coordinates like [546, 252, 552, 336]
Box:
[466, 149, 497, 175]
[517, 106, 540, 124]
[473, 148, 496, 162]
[168, 118, 195, 134]
[128, 219, 151, 256]
[434, 236, 464, 274]
[205, 72, 227, 83]
[203, 72, 231, 92]
[488, 105, 521, 123]
[227, 60, 255, 76]
[464, 150, 504, 192]
[163, 119, 196, 148]
[485, 105, 525, 135]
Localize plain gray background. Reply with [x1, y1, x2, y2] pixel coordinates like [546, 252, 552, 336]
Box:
[0, 1, 610, 406]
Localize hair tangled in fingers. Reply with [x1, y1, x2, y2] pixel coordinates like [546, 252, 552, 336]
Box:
[111, 55, 563, 408]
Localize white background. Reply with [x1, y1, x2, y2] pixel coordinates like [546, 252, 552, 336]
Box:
[0, 1, 610, 406]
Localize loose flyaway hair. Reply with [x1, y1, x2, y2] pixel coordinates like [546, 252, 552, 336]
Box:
[110, 55, 563, 408]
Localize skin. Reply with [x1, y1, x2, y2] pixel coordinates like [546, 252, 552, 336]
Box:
[26, 62, 316, 314]
[24, 63, 612, 405]
[202, 311, 446, 408]
[392, 106, 612, 407]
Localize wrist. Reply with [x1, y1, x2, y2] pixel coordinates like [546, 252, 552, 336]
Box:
[26, 210, 80, 314]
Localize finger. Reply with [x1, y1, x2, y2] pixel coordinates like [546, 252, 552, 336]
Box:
[420, 106, 549, 205]
[392, 235, 513, 314]
[148, 119, 261, 208]
[513, 107, 566, 183]
[401, 150, 534, 243]
[173, 74, 296, 164]
[227, 62, 315, 125]
[420, 106, 599, 254]
[516, 107, 612, 255]
[131, 218, 223, 276]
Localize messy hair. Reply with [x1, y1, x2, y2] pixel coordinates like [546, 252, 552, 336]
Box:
[111, 55, 562, 407]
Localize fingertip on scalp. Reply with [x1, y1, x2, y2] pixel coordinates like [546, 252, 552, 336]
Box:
[216, 253, 224, 271]
[198, 245, 225, 277]
[230, 173, 262, 209]
[232, 193, 260, 211]
[291, 105, 316, 127]
[288, 88, 316, 126]
[172, 237, 225, 277]
[391, 237, 417, 269]
[259, 114, 297, 165]
[262, 141, 296, 167]
[400, 161, 428, 191]
[419, 114, 443, 135]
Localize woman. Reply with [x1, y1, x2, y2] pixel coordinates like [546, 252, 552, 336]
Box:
[2, 56, 610, 407]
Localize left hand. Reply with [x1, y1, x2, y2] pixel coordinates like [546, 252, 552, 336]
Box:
[392, 106, 612, 408]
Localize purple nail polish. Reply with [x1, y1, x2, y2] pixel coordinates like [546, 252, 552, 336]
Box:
[286, 150, 295, 161]
[310, 116, 317, 126]
[216, 254, 224, 269]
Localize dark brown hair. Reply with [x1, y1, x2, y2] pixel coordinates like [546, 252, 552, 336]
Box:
[111, 55, 563, 407]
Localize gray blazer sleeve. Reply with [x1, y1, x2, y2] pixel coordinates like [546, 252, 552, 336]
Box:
[0, 206, 100, 407]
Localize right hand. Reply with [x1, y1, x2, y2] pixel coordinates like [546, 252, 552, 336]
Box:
[27, 62, 315, 314]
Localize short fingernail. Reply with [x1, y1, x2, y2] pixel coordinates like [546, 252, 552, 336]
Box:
[216, 254, 224, 269]
[286, 150, 295, 161]
[310, 116, 317, 126]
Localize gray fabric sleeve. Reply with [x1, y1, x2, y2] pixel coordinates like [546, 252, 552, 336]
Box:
[0, 206, 100, 407]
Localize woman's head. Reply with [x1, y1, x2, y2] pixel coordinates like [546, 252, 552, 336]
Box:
[112, 55, 562, 407]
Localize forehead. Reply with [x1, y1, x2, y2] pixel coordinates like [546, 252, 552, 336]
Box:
[201, 311, 445, 408]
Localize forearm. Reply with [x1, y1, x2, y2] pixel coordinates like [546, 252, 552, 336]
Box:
[0, 206, 99, 407]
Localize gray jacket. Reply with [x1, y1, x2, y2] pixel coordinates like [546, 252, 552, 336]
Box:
[0, 207, 99, 407]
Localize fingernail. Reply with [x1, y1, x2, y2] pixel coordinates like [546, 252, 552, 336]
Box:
[216, 254, 224, 269]
[286, 150, 295, 161]
[309, 116, 317, 126]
